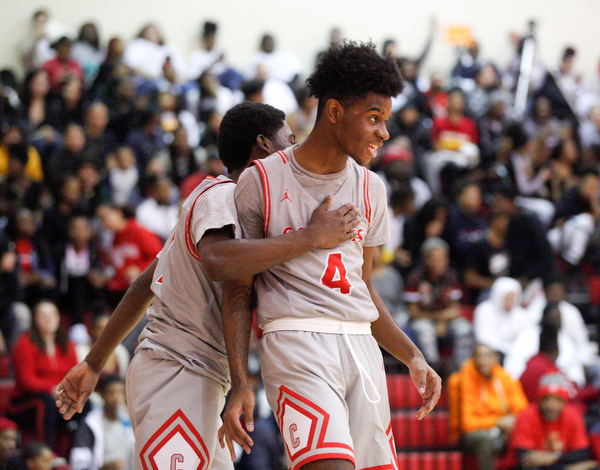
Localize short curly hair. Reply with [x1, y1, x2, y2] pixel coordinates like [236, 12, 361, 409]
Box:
[307, 40, 404, 118]
[217, 102, 285, 173]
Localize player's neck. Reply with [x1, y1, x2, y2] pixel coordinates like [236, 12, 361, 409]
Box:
[294, 127, 348, 174]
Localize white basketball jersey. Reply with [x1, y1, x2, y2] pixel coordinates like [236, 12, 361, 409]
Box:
[138, 175, 239, 387]
[253, 149, 387, 325]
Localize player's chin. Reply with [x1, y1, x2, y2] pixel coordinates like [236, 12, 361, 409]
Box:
[350, 152, 373, 167]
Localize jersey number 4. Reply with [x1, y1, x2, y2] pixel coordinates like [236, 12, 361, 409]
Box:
[321, 253, 352, 294]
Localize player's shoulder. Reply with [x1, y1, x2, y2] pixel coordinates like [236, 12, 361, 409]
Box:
[182, 175, 235, 208]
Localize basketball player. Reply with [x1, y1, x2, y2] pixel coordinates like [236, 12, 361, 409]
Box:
[221, 42, 442, 470]
[54, 102, 360, 470]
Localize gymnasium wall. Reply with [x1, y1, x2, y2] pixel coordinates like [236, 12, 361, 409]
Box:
[1, 0, 599, 89]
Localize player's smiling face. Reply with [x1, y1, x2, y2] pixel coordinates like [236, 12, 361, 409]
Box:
[338, 92, 391, 166]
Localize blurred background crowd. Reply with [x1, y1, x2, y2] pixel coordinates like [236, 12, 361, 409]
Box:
[1, 6, 600, 470]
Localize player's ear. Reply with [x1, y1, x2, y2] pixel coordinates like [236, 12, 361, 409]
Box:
[325, 98, 343, 124]
[256, 134, 272, 154]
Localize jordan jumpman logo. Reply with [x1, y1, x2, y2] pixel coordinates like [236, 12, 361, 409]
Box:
[280, 189, 292, 202]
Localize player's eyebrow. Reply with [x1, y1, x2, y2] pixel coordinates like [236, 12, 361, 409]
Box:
[367, 107, 385, 114]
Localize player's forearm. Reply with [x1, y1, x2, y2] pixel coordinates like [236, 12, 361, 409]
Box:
[85, 259, 156, 372]
[200, 231, 318, 282]
[221, 277, 254, 390]
[369, 283, 424, 365]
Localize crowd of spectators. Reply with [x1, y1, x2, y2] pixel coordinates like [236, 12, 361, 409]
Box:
[1, 7, 600, 470]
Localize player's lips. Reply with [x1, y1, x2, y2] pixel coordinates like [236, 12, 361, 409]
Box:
[367, 143, 381, 158]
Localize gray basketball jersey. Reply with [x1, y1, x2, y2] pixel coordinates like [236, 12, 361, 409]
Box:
[251, 149, 390, 325]
[137, 175, 240, 388]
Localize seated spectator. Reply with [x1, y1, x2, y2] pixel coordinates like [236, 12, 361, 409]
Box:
[523, 96, 565, 153]
[506, 373, 598, 470]
[125, 109, 166, 173]
[492, 187, 553, 284]
[188, 70, 238, 126]
[386, 102, 433, 176]
[465, 63, 507, 121]
[103, 76, 140, 144]
[75, 314, 128, 381]
[54, 216, 106, 325]
[379, 150, 432, 211]
[6, 208, 56, 308]
[20, 9, 57, 73]
[135, 175, 178, 241]
[81, 102, 116, 170]
[464, 210, 511, 302]
[89, 37, 125, 102]
[580, 105, 600, 161]
[42, 36, 83, 93]
[123, 23, 186, 83]
[188, 21, 225, 81]
[371, 245, 406, 328]
[448, 343, 528, 470]
[0, 144, 46, 220]
[40, 175, 84, 248]
[75, 162, 110, 218]
[516, 303, 598, 411]
[158, 126, 202, 188]
[547, 137, 580, 204]
[445, 179, 487, 270]
[46, 76, 86, 133]
[401, 197, 450, 273]
[157, 90, 200, 148]
[506, 292, 597, 390]
[425, 71, 449, 119]
[478, 97, 510, 169]
[0, 231, 24, 353]
[20, 70, 52, 133]
[386, 184, 417, 270]
[10, 301, 78, 451]
[393, 58, 432, 117]
[70, 376, 134, 470]
[96, 204, 162, 308]
[12, 441, 57, 470]
[70, 22, 105, 85]
[287, 86, 317, 144]
[426, 87, 479, 195]
[405, 237, 472, 372]
[473, 277, 532, 362]
[451, 42, 486, 92]
[246, 33, 303, 87]
[47, 123, 88, 192]
[107, 146, 140, 207]
[503, 123, 555, 227]
[187, 20, 244, 91]
[548, 167, 600, 270]
[0, 127, 44, 182]
[0, 418, 19, 470]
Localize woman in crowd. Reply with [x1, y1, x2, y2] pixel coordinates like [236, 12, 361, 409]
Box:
[11, 300, 78, 451]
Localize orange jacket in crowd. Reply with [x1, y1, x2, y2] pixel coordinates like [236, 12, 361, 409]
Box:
[448, 358, 529, 443]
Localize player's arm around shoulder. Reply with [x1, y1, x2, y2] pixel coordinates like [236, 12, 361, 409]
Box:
[362, 246, 442, 419]
[219, 274, 255, 461]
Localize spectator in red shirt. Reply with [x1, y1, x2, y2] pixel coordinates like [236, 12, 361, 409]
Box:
[96, 204, 162, 308]
[427, 88, 479, 195]
[42, 36, 83, 93]
[11, 300, 78, 450]
[507, 373, 598, 470]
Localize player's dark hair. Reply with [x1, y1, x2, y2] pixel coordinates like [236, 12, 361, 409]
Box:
[217, 102, 285, 173]
[307, 40, 403, 119]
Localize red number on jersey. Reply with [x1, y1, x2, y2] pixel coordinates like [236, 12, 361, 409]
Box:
[321, 253, 352, 294]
